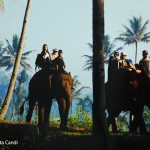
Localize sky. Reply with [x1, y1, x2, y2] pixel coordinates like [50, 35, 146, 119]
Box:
[0, 0, 150, 89]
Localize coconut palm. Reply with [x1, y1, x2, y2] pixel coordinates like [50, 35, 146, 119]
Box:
[0, 0, 31, 121]
[92, 0, 108, 145]
[83, 35, 123, 71]
[115, 16, 150, 63]
[72, 75, 90, 99]
[70, 75, 90, 114]
[77, 95, 92, 113]
[0, 34, 34, 71]
[15, 69, 29, 123]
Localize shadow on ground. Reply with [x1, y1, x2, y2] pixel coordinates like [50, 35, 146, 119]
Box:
[0, 123, 150, 150]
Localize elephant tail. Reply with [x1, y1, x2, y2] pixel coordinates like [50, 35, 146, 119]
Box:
[20, 97, 28, 116]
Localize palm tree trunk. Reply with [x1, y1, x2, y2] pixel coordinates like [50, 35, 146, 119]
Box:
[135, 41, 138, 64]
[92, 0, 108, 148]
[0, 0, 32, 121]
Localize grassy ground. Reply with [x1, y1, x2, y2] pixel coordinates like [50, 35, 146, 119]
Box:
[0, 123, 150, 150]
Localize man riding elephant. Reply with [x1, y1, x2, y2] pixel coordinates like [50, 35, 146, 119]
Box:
[24, 70, 73, 129]
[21, 48, 73, 129]
[129, 50, 150, 134]
[106, 51, 147, 133]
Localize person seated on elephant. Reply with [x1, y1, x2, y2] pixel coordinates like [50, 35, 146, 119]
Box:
[119, 51, 135, 70]
[52, 49, 66, 72]
[138, 50, 150, 92]
[35, 44, 52, 71]
[139, 50, 150, 79]
[50, 48, 58, 61]
[108, 51, 120, 83]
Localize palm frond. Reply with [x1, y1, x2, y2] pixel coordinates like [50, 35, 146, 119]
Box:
[81, 55, 92, 60]
[124, 40, 135, 45]
[141, 35, 150, 42]
[12, 34, 19, 52]
[138, 20, 149, 37]
[0, 56, 15, 69]
[20, 61, 32, 71]
[22, 50, 36, 56]
[143, 32, 150, 37]
[5, 39, 15, 55]
[5, 64, 14, 71]
[82, 65, 92, 71]
[129, 16, 142, 35]
[1, 47, 8, 55]
[122, 25, 134, 36]
[105, 43, 115, 57]
[72, 86, 90, 100]
[115, 37, 128, 42]
[86, 43, 93, 49]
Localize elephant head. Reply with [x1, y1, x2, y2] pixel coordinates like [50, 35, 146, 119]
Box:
[52, 72, 73, 129]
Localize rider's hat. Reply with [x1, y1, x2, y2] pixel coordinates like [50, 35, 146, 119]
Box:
[142, 50, 148, 55]
[53, 48, 57, 53]
[114, 51, 119, 56]
[58, 49, 63, 54]
[121, 51, 127, 56]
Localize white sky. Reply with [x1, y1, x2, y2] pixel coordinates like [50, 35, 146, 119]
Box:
[0, 0, 150, 88]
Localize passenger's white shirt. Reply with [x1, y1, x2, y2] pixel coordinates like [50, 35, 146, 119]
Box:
[50, 53, 57, 61]
[43, 52, 49, 59]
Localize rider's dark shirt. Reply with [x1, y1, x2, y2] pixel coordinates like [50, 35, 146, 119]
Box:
[139, 58, 150, 77]
[53, 56, 65, 71]
[108, 58, 120, 82]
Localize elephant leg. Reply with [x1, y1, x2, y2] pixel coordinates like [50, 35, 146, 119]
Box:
[138, 116, 148, 134]
[38, 101, 45, 127]
[136, 106, 147, 134]
[107, 115, 117, 133]
[107, 116, 112, 129]
[26, 99, 36, 123]
[130, 103, 147, 134]
[57, 98, 66, 129]
[129, 116, 138, 134]
[111, 117, 117, 133]
[64, 97, 71, 128]
[43, 100, 52, 127]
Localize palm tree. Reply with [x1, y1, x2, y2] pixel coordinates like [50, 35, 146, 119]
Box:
[0, 34, 34, 71]
[77, 95, 92, 114]
[82, 35, 123, 71]
[15, 69, 29, 123]
[92, 0, 108, 146]
[115, 16, 150, 63]
[0, 0, 32, 121]
[71, 75, 90, 114]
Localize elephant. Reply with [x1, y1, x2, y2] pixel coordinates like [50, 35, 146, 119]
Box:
[129, 71, 150, 134]
[105, 68, 147, 133]
[21, 69, 73, 129]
